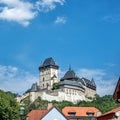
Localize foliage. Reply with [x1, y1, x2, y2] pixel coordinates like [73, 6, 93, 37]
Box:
[77, 94, 120, 113]
[52, 100, 74, 110]
[52, 82, 60, 90]
[0, 89, 20, 120]
[29, 97, 48, 110]
[23, 94, 120, 115]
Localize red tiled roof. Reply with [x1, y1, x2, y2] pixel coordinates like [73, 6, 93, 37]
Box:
[27, 110, 48, 120]
[62, 107, 100, 117]
[101, 107, 120, 116]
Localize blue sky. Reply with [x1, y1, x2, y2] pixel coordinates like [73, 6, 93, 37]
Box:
[0, 0, 120, 96]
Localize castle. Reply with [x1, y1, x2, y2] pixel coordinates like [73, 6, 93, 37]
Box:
[17, 57, 96, 103]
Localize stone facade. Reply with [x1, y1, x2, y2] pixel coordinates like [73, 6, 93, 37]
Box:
[39, 57, 59, 90]
[17, 57, 96, 104]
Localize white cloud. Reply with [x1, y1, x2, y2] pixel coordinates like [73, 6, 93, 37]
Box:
[54, 16, 66, 24]
[35, 0, 65, 12]
[77, 68, 117, 96]
[0, 0, 65, 26]
[0, 0, 37, 26]
[0, 65, 38, 94]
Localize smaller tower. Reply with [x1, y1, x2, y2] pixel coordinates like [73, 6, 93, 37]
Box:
[39, 57, 59, 90]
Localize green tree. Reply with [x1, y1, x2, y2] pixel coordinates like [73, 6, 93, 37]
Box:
[0, 89, 20, 120]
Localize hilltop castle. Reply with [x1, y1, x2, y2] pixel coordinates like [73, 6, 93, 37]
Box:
[17, 57, 96, 103]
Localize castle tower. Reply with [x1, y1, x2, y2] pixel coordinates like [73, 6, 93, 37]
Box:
[39, 57, 59, 90]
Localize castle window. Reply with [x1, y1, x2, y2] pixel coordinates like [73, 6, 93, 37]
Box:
[43, 84, 44, 87]
[43, 77, 45, 81]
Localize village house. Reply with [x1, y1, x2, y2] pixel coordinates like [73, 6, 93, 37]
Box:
[26, 104, 101, 120]
[62, 106, 101, 120]
[113, 77, 120, 102]
[26, 104, 68, 120]
[97, 77, 120, 120]
[97, 107, 120, 120]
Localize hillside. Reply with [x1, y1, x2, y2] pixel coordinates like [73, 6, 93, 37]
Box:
[23, 94, 120, 114]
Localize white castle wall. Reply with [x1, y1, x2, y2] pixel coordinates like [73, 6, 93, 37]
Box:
[85, 87, 96, 98]
[29, 90, 86, 103]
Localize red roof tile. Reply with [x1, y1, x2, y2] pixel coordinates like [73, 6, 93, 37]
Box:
[101, 106, 120, 116]
[27, 110, 48, 120]
[62, 107, 101, 117]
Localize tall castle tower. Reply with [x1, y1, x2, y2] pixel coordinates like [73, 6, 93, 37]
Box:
[39, 57, 59, 89]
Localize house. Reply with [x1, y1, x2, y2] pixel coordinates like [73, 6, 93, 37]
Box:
[113, 77, 120, 102]
[41, 107, 68, 120]
[97, 107, 120, 120]
[26, 106, 68, 120]
[62, 106, 101, 120]
[26, 110, 48, 120]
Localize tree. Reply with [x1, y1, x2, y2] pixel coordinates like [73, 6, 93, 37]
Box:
[0, 89, 20, 120]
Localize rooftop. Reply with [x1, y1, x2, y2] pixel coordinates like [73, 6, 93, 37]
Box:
[27, 110, 48, 120]
[62, 107, 101, 117]
[39, 57, 59, 69]
[61, 67, 78, 81]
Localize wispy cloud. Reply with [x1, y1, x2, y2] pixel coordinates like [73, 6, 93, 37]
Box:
[0, 65, 38, 94]
[36, 0, 65, 12]
[102, 14, 120, 23]
[104, 63, 116, 67]
[54, 16, 67, 24]
[0, 0, 65, 26]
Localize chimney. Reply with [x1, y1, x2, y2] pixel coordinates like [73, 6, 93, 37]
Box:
[47, 103, 53, 110]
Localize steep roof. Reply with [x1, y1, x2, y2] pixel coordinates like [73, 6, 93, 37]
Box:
[62, 107, 101, 117]
[41, 107, 68, 120]
[27, 110, 48, 120]
[30, 83, 38, 92]
[39, 57, 59, 69]
[43, 57, 56, 66]
[113, 77, 120, 101]
[61, 67, 78, 81]
[81, 77, 96, 87]
[104, 107, 120, 115]
[97, 107, 120, 118]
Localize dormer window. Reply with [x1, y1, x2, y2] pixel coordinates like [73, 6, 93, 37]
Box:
[68, 112, 76, 116]
[87, 112, 94, 116]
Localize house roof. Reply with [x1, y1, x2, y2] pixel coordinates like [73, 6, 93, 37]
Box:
[27, 110, 48, 120]
[62, 107, 101, 117]
[113, 77, 120, 101]
[41, 106, 68, 120]
[97, 107, 120, 118]
[102, 107, 120, 116]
